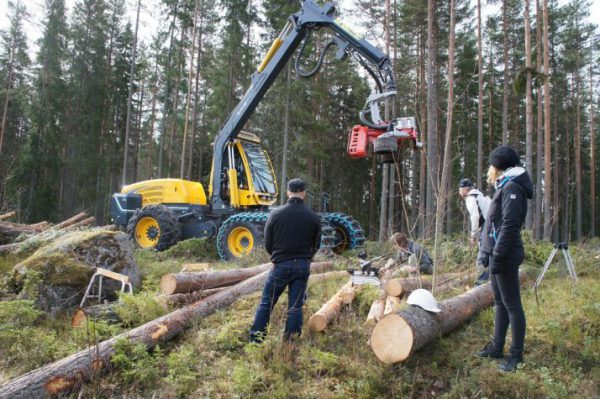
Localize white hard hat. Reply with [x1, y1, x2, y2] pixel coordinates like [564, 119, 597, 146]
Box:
[406, 289, 441, 313]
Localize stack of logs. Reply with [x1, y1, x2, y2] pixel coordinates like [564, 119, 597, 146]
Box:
[0, 211, 97, 253]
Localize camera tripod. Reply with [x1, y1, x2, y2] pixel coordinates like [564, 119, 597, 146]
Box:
[533, 242, 577, 292]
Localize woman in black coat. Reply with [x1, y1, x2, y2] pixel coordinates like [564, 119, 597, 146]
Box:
[476, 145, 533, 372]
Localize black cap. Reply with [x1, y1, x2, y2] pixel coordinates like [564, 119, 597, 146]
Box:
[458, 178, 474, 189]
[287, 178, 306, 193]
[489, 145, 521, 170]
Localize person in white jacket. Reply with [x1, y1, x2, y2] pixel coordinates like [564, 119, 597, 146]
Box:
[459, 178, 491, 284]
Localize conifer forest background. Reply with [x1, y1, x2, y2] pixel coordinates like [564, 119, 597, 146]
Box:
[0, 0, 598, 243]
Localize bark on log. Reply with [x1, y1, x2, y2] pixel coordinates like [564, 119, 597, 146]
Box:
[181, 262, 210, 272]
[371, 277, 507, 364]
[0, 211, 16, 221]
[0, 242, 19, 253]
[0, 261, 334, 398]
[71, 304, 121, 327]
[64, 216, 96, 230]
[28, 221, 49, 230]
[158, 286, 228, 308]
[160, 261, 333, 295]
[51, 212, 88, 230]
[308, 280, 352, 332]
[0, 221, 38, 235]
[162, 270, 348, 309]
[385, 272, 460, 297]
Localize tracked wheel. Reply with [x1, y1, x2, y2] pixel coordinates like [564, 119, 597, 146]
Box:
[321, 213, 366, 254]
[217, 212, 268, 260]
[127, 204, 182, 251]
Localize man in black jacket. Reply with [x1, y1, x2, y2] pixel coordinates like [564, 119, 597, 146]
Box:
[476, 145, 533, 372]
[249, 178, 321, 342]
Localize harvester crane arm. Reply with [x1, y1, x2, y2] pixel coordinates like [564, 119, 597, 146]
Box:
[210, 0, 396, 211]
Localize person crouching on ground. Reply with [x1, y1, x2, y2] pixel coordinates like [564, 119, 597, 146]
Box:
[458, 178, 492, 285]
[475, 145, 533, 372]
[391, 232, 434, 275]
[249, 178, 322, 343]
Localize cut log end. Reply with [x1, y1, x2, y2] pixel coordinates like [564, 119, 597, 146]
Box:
[385, 278, 405, 297]
[370, 313, 414, 364]
[160, 275, 178, 295]
[308, 315, 328, 332]
[71, 309, 87, 327]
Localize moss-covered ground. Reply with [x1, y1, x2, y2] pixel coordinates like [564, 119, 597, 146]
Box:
[0, 235, 598, 398]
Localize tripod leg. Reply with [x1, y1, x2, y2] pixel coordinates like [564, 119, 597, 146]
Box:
[563, 249, 578, 282]
[534, 247, 558, 289]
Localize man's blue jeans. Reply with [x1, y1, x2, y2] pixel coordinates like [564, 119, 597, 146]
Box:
[249, 259, 310, 342]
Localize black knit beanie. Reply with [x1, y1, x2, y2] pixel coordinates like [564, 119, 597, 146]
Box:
[489, 145, 521, 170]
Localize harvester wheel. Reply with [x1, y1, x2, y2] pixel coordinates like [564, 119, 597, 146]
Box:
[217, 213, 267, 260]
[321, 213, 366, 254]
[127, 205, 182, 251]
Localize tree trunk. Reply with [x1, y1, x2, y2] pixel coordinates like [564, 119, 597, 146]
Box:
[476, 0, 484, 188]
[425, 0, 438, 239]
[542, 0, 552, 241]
[308, 280, 353, 332]
[524, 0, 534, 230]
[433, 0, 456, 291]
[187, 10, 205, 180]
[534, 0, 544, 239]
[387, 164, 396, 236]
[574, 61, 582, 240]
[160, 262, 333, 295]
[180, 0, 200, 179]
[369, 156, 377, 239]
[122, 0, 142, 186]
[379, 164, 390, 242]
[0, 41, 15, 159]
[371, 274, 523, 364]
[167, 26, 186, 176]
[502, 0, 510, 145]
[590, 59, 596, 237]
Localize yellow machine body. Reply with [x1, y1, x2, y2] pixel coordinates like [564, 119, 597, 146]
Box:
[121, 179, 208, 206]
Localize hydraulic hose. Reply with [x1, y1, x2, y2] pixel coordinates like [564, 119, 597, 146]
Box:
[295, 30, 338, 78]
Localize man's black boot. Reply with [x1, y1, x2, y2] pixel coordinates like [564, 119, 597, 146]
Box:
[474, 342, 504, 359]
[499, 350, 523, 372]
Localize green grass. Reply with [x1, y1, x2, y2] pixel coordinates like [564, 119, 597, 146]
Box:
[0, 236, 598, 398]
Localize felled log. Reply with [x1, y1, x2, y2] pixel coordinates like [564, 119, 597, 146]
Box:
[64, 216, 96, 230]
[0, 211, 16, 221]
[385, 272, 459, 297]
[71, 304, 121, 327]
[181, 263, 210, 272]
[51, 212, 88, 230]
[0, 221, 39, 235]
[162, 270, 348, 309]
[371, 279, 501, 364]
[308, 280, 352, 332]
[158, 286, 228, 308]
[365, 299, 385, 325]
[0, 261, 334, 398]
[160, 261, 333, 295]
[28, 221, 49, 230]
[0, 242, 19, 253]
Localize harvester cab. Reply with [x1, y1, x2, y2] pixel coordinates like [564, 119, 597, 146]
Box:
[111, 1, 407, 259]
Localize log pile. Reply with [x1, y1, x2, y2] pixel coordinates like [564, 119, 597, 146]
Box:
[370, 272, 524, 364]
[0, 212, 94, 253]
[0, 261, 339, 398]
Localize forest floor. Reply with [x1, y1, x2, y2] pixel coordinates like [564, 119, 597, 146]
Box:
[0, 235, 599, 398]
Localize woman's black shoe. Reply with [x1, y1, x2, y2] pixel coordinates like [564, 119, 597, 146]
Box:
[474, 342, 504, 359]
[499, 351, 523, 371]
